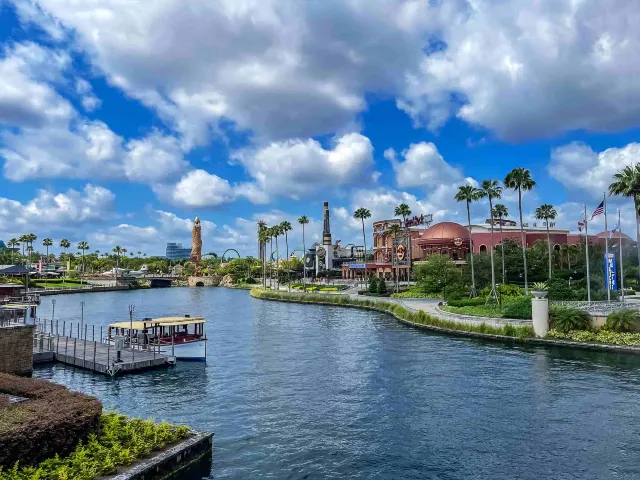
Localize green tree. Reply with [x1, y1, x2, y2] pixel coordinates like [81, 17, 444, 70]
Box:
[492, 204, 509, 284]
[386, 223, 403, 291]
[535, 204, 558, 280]
[478, 179, 502, 297]
[18, 234, 28, 261]
[77, 241, 89, 275]
[504, 167, 536, 294]
[454, 185, 481, 296]
[394, 203, 412, 227]
[609, 163, 640, 280]
[354, 208, 371, 282]
[257, 221, 269, 289]
[417, 254, 460, 300]
[298, 216, 309, 290]
[280, 220, 292, 290]
[7, 238, 18, 265]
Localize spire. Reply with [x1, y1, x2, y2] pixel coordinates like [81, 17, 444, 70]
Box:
[322, 201, 332, 245]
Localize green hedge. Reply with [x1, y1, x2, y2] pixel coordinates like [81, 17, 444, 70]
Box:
[250, 289, 534, 339]
[0, 374, 102, 468]
[546, 329, 640, 346]
[1, 412, 190, 479]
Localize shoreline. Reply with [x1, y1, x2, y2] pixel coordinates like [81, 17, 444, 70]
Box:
[250, 290, 640, 356]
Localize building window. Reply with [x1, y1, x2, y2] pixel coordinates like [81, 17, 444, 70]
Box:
[479, 245, 488, 253]
[554, 244, 561, 251]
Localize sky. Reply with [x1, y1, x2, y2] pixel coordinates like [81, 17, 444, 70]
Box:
[0, 0, 639, 257]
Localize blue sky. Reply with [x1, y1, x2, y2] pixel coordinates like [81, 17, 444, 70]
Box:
[0, 0, 639, 256]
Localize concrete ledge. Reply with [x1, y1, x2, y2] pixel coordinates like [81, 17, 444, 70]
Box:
[108, 430, 213, 480]
[38, 285, 131, 296]
[33, 351, 54, 364]
[252, 292, 640, 356]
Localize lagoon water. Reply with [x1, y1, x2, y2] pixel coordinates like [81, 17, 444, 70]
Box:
[34, 288, 640, 479]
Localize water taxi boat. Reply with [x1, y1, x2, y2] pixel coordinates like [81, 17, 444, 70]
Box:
[107, 315, 207, 361]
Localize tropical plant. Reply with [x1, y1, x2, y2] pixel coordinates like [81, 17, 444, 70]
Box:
[604, 309, 640, 333]
[504, 167, 536, 294]
[386, 223, 403, 291]
[532, 281, 549, 291]
[257, 221, 269, 289]
[454, 184, 481, 296]
[394, 203, 412, 227]
[354, 208, 372, 281]
[609, 163, 640, 280]
[7, 238, 18, 264]
[478, 180, 502, 296]
[77, 241, 89, 274]
[549, 306, 590, 333]
[280, 220, 292, 290]
[18, 234, 28, 260]
[492, 204, 509, 284]
[535, 203, 558, 279]
[298, 216, 309, 290]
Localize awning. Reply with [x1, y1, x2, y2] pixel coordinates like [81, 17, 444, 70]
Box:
[108, 317, 205, 330]
[0, 265, 31, 275]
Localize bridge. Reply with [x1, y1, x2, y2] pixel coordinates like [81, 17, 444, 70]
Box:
[146, 277, 175, 288]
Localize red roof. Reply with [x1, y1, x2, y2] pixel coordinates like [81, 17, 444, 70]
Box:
[421, 222, 469, 240]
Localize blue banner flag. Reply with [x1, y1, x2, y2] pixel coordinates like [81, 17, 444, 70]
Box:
[605, 252, 617, 291]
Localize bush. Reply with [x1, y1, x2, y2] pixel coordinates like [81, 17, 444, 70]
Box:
[447, 297, 487, 308]
[547, 329, 640, 346]
[377, 278, 388, 294]
[0, 374, 102, 468]
[391, 290, 442, 298]
[549, 306, 590, 333]
[368, 276, 378, 294]
[502, 297, 532, 320]
[605, 309, 640, 333]
[1, 412, 191, 479]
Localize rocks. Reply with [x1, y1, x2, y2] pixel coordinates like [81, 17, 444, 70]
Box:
[219, 275, 234, 287]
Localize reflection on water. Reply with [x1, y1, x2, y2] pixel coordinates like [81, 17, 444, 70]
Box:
[35, 288, 640, 479]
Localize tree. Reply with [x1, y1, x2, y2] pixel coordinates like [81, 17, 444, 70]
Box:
[77, 241, 89, 272]
[280, 221, 292, 290]
[492, 204, 509, 284]
[42, 238, 53, 287]
[7, 238, 18, 265]
[267, 227, 275, 288]
[609, 163, 640, 280]
[386, 223, 403, 291]
[257, 221, 268, 289]
[504, 167, 536, 294]
[415, 254, 460, 300]
[273, 224, 283, 290]
[477, 179, 502, 298]
[298, 216, 309, 291]
[112, 246, 123, 277]
[354, 208, 372, 283]
[535, 204, 558, 280]
[394, 203, 412, 227]
[454, 185, 481, 296]
[18, 234, 28, 262]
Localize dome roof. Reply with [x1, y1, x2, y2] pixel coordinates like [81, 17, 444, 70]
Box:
[422, 222, 469, 240]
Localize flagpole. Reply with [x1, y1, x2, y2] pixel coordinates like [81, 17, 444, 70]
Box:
[619, 208, 625, 303]
[584, 204, 591, 303]
[604, 193, 611, 302]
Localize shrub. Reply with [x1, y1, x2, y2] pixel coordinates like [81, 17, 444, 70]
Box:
[377, 278, 387, 294]
[368, 276, 378, 294]
[547, 329, 640, 346]
[549, 306, 590, 333]
[502, 297, 532, 320]
[0, 374, 102, 468]
[447, 297, 486, 308]
[605, 309, 640, 333]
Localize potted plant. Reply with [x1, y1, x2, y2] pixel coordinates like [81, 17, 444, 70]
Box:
[531, 281, 549, 299]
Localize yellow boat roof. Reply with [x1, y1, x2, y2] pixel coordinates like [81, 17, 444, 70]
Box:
[108, 316, 205, 329]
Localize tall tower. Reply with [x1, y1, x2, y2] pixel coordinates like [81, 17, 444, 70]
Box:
[322, 201, 332, 245]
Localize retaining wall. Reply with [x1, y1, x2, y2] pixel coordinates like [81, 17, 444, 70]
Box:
[0, 324, 35, 376]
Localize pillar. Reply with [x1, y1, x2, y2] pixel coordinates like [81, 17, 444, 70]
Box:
[531, 297, 549, 337]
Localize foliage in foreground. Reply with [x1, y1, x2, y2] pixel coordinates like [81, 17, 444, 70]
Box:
[442, 296, 532, 320]
[546, 329, 640, 346]
[390, 290, 443, 298]
[250, 289, 534, 339]
[604, 309, 640, 333]
[0, 412, 190, 480]
[549, 306, 590, 333]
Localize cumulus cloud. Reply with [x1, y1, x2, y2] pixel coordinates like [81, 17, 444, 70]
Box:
[386, 142, 463, 188]
[76, 78, 101, 112]
[231, 133, 376, 200]
[170, 169, 237, 208]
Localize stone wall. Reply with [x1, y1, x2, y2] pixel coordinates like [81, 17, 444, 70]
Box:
[0, 324, 35, 376]
[187, 276, 222, 287]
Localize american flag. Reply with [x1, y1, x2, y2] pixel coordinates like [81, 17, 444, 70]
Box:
[578, 220, 584, 232]
[590, 200, 604, 220]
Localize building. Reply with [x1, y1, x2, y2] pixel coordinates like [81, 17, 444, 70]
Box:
[165, 242, 192, 261]
[342, 219, 637, 280]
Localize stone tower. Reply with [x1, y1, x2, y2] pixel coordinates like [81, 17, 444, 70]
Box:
[316, 202, 334, 275]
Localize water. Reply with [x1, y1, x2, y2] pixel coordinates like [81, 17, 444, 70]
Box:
[34, 288, 640, 479]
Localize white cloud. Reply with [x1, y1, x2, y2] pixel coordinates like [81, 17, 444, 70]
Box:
[123, 133, 188, 183]
[386, 142, 463, 188]
[232, 133, 375, 200]
[170, 169, 237, 208]
[76, 78, 101, 112]
[0, 184, 115, 238]
[548, 142, 640, 197]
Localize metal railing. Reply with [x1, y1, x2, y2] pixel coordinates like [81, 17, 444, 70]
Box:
[549, 300, 638, 316]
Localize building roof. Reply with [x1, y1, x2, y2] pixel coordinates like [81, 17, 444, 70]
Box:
[0, 265, 31, 275]
[595, 231, 634, 241]
[422, 222, 470, 240]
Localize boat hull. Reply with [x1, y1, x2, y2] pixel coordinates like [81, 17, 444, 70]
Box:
[160, 340, 207, 361]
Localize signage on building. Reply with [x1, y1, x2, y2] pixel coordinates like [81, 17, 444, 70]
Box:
[404, 214, 433, 228]
[349, 264, 366, 269]
[605, 252, 617, 291]
[453, 237, 463, 247]
[392, 235, 411, 267]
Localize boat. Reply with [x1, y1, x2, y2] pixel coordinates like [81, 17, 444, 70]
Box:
[107, 315, 207, 361]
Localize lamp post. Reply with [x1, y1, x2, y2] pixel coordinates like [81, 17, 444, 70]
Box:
[80, 301, 85, 335]
[128, 304, 135, 347]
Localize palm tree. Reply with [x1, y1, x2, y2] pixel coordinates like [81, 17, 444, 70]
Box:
[492, 204, 509, 284]
[504, 168, 536, 294]
[609, 164, 640, 279]
[280, 221, 292, 290]
[137, 251, 142, 258]
[394, 203, 412, 228]
[42, 238, 53, 287]
[354, 208, 372, 283]
[454, 185, 481, 296]
[112, 246, 123, 278]
[273, 224, 283, 290]
[8, 238, 18, 264]
[478, 180, 502, 297]
[535, 204, 558, 279]
[257, 221, 268, 289]
[77, 241, 89, 273]
[18, 234, 28, 262]
[267, 227, 275, 288]
[60, 239, 70, 277]
[298, 216, 309, 290]
[386, 223, 403, 291]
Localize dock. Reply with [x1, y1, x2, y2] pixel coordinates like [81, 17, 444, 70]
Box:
[33, 320, 172, 376]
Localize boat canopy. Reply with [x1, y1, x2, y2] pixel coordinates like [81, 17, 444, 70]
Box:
[0, 304, 31, 309]
[108, 316, 205, 330]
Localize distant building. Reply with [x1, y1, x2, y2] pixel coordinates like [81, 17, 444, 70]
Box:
[166, 242, 192, 261]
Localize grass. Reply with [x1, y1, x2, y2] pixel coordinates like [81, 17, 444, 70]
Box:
[0, 412, 191, 480]
[250, 289, 534, 340]
[441, 304, 503, 318]
[32, 281, 88, 289]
